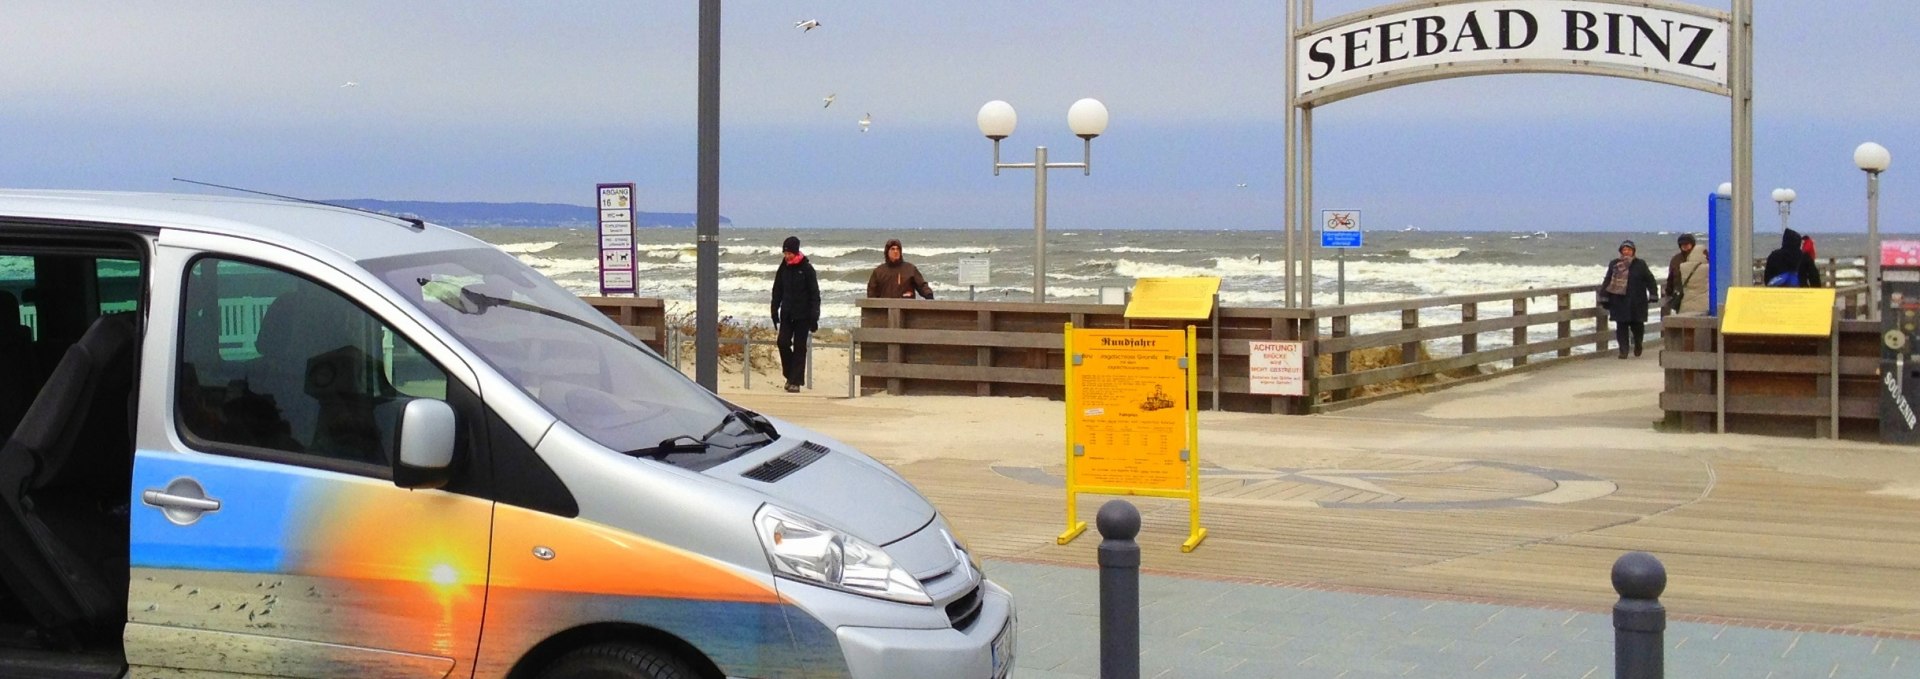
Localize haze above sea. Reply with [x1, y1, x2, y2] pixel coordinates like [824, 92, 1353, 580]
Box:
[464, 227, 1870, 329]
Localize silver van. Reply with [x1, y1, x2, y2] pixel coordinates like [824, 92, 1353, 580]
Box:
[0, 191, 1013, 679]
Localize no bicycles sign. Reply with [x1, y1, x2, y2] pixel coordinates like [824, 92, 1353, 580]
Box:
[1321, 209, 1362, 249]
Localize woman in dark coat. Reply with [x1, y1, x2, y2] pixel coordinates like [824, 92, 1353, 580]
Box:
[1600, 240, 1660, 358]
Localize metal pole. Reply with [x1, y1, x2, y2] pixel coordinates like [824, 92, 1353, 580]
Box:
[806, 331, 814, 389]
[1283, 0, 1297, 307]
[1730, 0, 1754, 286]
[1302, 106, 1315, 308]
[1337, 249, 1345, 305]
[1612, 552, 1668, 679]
[847, 331, 857, 399]
[742, 337, 751, 390]
[1034, 146, 1048, 303]
[1211, 295, 1221, 412]
[1869, 171, 1882, 321]
[1778, 201, 1791, 233]
[1096, 501, 1141, 679]
[694, 0, 721, 391]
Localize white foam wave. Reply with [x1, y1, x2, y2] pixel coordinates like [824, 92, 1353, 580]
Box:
[493, 241, 560, 254]
[1408, 247, 1468, 260]
[1108, 247, 1188, 254]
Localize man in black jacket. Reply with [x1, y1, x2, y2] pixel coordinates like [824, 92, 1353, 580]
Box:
[770, 236, 821, 392]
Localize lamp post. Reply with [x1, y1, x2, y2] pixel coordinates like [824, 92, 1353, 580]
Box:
[1771, 187, 1796, 233]
[979, 98, 1108, 303]
[1856, 142, 1893, 320]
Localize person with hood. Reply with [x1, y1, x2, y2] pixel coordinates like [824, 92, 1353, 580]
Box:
[866, 239, 935, 299]
[1664, 234, 1697, 302]
[1599, 240, 1659, 358]
[1762, 228, 1822, 287]
[770, 236, 820, 392]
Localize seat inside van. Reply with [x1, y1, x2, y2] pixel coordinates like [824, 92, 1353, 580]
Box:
[0, 246, 143, 654]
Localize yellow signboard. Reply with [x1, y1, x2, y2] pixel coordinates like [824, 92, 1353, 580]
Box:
[1124, 277, 1221, 320]
[1059, 325, 1208, 552]
[1721, 287, 1838, 337]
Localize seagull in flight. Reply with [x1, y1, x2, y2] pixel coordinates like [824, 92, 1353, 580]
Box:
[339, 81, 359, 88]
[795, 19, 821, 32]
[859, 113, 871, 132]
[823, 93, 836, 108]
[1235, 182, 1249, 188]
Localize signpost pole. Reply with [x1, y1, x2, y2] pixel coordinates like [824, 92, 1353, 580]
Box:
[1302, 106, 1315, 308]
[1730, 0, 1754, 287]
[1284, 0, 1297, 307]
[1338, 249, 1346, 305]
[1058, 323, 1086, 544]
[1183, 324, 1207, 553]
[695, 0, 721, 391]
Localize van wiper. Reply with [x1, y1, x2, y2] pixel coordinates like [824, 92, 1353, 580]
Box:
[706, 408, 778, 440]
[624, 435, 709, 460]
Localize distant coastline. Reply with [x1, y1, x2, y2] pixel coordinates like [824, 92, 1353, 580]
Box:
[328, 199, 728, 229]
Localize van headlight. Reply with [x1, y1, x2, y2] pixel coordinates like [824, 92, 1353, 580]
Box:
[754, 505, 931, 605]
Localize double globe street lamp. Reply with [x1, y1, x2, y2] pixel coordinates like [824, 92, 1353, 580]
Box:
[1771, 187, 1797, 232]
[1855, 142, 1893, 320]
[978, 98, 1109, 303]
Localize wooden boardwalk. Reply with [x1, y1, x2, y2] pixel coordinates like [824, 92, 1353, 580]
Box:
[730, 354, 1920, 636]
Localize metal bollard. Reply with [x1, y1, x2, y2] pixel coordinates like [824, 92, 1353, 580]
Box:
[1097, 500, 1141, 679]
[742, 337, 751, 390]
[1612, 551, 1666, 679]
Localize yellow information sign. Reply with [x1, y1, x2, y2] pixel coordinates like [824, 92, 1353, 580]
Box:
[1721, 287, 1838, 337]
[1059, 324, 1207, 552]
[1125, 277, 1222, 320]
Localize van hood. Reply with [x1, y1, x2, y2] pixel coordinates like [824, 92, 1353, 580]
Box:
[708, 432, 936, 545]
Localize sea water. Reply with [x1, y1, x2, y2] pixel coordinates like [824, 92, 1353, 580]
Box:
[465, 227, 1869, 336]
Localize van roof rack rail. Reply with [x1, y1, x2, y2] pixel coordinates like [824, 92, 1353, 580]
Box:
[170, 178, 426, 230]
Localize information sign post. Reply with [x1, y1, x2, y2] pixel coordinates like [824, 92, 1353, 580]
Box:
[1320, 209, 1361, 305]
[1060, 325, 1206, 552]
[1715, 287, 1838, 434]
[597, 183, 638, 295]
[958, 257, 991, 301]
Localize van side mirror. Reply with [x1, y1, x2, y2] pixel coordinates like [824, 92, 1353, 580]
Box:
[392, 399, 457, 489]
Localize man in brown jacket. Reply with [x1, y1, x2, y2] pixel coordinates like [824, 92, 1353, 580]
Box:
[866, 239, 934, 300]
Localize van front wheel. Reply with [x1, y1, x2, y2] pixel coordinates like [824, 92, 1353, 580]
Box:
[542, 642, 702, 679]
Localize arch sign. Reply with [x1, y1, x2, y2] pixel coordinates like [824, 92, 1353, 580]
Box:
[1281, 0, 1753, 306]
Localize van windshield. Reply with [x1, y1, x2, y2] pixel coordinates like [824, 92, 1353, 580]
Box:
[361, 247, 737, 458]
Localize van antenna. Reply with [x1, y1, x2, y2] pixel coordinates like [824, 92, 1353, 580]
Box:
[170, 178, 427, 230]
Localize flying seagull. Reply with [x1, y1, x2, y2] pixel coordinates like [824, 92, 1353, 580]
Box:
[823, 93, 836, 108]
[859, 113, 871, 132]
[795, 19, 821, 32]
[339, 81, 359, 88]
[1235, 182, 1249, 188]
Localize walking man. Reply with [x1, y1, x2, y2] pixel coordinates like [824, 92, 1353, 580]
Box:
[770, 236, 820, 392]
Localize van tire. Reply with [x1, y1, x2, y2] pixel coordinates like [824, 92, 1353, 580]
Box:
[541, 642, 701, 679]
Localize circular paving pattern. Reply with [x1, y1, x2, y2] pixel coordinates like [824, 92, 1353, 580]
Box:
[991, 453, 1617, 510]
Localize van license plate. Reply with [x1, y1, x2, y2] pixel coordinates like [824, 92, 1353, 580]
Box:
[990, 619, 1012, 679]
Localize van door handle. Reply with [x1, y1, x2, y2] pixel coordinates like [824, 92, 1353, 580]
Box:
[141, 491, 221, 512]
[141, 478, 222, 525]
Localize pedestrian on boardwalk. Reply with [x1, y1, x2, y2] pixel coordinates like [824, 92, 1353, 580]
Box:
[770, 236, 820, 392]
[1599, 240, 1659, 358]
[866, 239, 935, 299]
[1673, 242, 1710, 314]
[1664, 234, 1696, 306]
[1762, 228, 1822, 287]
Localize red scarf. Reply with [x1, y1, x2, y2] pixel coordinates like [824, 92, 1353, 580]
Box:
[784, 251, 804, 265]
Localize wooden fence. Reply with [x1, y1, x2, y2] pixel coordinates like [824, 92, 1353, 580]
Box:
[1659, 285, 1878, 439]
[851, 284, 1645, 413]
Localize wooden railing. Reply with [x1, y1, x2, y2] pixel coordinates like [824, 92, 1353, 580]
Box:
[582, 296, 667, 354]
[851, 288, 1639, 413]
[1311, 284, 1626, 407]
[1659, 285, 1876, 439]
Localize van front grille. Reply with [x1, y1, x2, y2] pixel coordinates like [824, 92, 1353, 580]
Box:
[741, 441, 829, 483]
[945, 586, 983, 631]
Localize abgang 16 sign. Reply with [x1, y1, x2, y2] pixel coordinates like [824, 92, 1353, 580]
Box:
[1295, 0, 1729, 102]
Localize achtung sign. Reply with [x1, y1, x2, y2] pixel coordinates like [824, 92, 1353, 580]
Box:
[1296, 0, 1730, 103]
[1060, 325, 1208, 552]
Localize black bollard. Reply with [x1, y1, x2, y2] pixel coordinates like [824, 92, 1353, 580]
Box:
[1612, 551, 1667, 679]
[1097, 500, 1141, 679]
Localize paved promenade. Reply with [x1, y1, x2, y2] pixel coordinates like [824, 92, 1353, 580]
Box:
[728, 351, 1920, 674]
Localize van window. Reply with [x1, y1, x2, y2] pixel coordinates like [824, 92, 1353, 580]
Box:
[177, 257, 449, 470]
[1, 255, 35, 340]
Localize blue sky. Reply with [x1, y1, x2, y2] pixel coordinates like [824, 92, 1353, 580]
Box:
[0, 1, 1912, 233]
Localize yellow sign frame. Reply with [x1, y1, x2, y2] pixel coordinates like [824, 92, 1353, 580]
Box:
[1124, 277, 1221, 320]
[1721, 287, 1838, 336]
[1058, 323, 1208, 552]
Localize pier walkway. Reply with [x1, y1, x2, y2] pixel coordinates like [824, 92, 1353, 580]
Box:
[729, 352, 1920, 676]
